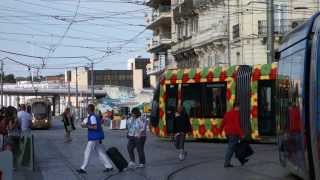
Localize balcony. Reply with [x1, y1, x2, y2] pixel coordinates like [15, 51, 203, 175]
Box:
[146, 5, 171, 29]
[258, 19, 308, 37]
[192, 24, 228, 48]
[145, 0, 170, 7]
[147, 33, 171, 52]
[146, 60, 165, 75]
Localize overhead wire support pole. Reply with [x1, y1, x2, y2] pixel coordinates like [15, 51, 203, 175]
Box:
[91, 62, 94, 104]
[75, 67, 79, 120]
[267, 0, 274, 64]
[227, 0, 231, 65]
[1, 59, 3, 108]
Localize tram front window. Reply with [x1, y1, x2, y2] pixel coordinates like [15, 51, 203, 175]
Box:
[32, 103, 48, 119]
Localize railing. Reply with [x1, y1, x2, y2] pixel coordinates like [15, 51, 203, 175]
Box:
[146, 60, 165, 75]
[146, 5, 171, 24]
[147, 33, 171, 50]
[258, 19, 308, 36]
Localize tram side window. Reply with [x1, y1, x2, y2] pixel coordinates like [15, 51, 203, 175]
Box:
[181, 83, 226, 118]
[204, 83, 226, 118]
[181, 84, 202, 116]
[166, 85, 178, 111]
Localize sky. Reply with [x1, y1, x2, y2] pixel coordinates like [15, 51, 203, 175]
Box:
[0, 0, 151, 77]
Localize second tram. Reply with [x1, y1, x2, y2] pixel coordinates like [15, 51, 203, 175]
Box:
[150, 63, 277, 141]
[27, 98, 51, 129]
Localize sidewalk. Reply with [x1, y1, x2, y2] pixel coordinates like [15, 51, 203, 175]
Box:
[13, 168, 43, 180]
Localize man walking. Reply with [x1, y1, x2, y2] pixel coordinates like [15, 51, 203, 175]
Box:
[17, 104, 32, 134]
[77, 104, 113, 174]
[220, 102, 246, 168]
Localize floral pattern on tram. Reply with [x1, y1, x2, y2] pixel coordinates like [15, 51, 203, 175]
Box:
[250, 63, 277, 139]
[151, 63, 277, 140]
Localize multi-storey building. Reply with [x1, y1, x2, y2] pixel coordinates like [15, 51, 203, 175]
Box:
[145, 0, 319, 71]
[145, 0, 174, 88]
[171, 0, 229, 68]
[230, 0, 319, 65]
[128, 56, 151, 93]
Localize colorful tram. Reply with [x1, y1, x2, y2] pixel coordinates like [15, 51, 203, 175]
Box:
[150, 64, 277, 141]
[27, 98, 51, 129]
[276, 12, 320, 180]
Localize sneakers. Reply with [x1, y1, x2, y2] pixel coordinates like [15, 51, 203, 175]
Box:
[103, 168, 113, 173]
[136, 164, 145, 168]
[240, 159, 249, 166]
[179, 151, 187, 161]
[224, 164, 234, 168]
[128, 161, 136, 169]
[76, 169, 87, 174]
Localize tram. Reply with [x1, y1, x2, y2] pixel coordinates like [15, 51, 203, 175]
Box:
[150, 63, 277, 141]
[27, 98, 51, 129]
[276, 12, 320, 180]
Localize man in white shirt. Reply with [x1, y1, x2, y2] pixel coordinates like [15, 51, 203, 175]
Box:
[17, 104, 32, 133]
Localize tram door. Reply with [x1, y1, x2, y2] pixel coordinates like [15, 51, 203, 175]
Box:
[165, 85, 178, 133]
[258, 80, 276, 136]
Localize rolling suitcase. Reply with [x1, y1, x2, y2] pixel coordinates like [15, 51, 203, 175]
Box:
[106, 147, 128, 172]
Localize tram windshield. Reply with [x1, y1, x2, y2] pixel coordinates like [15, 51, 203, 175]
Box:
[32, 102, 48, 116]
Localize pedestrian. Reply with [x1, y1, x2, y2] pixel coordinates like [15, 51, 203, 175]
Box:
[173, 106, 192, 161]
[17, 104, 32, 135]
[77, 104, 113, 174]
[127, 107, 147, 169]
[62, 107, 75, 143]
[219, 102, 246, 168]
[5, 106, 20, 169]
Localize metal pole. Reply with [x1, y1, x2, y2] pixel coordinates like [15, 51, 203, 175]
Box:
[227, 0, 231, 65]
[75, 67, 79, 120]
[1, 60, 3, 108]
[68, 80, 71, 107]
[267, 0, 274, 64]
[91, 62, 94, 103]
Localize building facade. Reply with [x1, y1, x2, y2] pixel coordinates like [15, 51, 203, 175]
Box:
[68, 68, 133, 89]
[230, 0, 319, 65]
[128, 56, 151, 92]
[171, 0, 229, 68]
[145, 0, 175, 88]
[145, 0, 320, 71]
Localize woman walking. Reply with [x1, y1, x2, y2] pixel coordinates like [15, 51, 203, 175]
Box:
[127, 108, 147, 169]
[62, 108, 75, 143]
[173, 106, 192, 161]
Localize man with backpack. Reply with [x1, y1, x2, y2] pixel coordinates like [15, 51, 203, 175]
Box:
[77, 104, 113, 174]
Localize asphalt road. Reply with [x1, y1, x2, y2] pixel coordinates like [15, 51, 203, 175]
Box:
[16, 119, 300, 180]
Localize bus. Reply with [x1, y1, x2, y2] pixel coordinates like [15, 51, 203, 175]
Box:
[27, 98, 51, 129]
[276, 12, 320, 180]
[150, 63, 277, 141]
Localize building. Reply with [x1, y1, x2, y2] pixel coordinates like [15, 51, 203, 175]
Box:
[128, 56, 151, 92]
[145, 0, 320, 71]
[230, 0, 318, 65]
[67, 68, 133, 90]
[145, 0, 175, 88]
[171, 0, 229, 68]
[46, 75, 65, 84]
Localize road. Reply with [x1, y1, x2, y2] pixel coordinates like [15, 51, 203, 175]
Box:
[18, 119, 299, 180]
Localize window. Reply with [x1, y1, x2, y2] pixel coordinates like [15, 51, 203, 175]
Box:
[233, 24, 240, 39]
[166, 85, 178, 111]
[181, 83, 226, 118]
